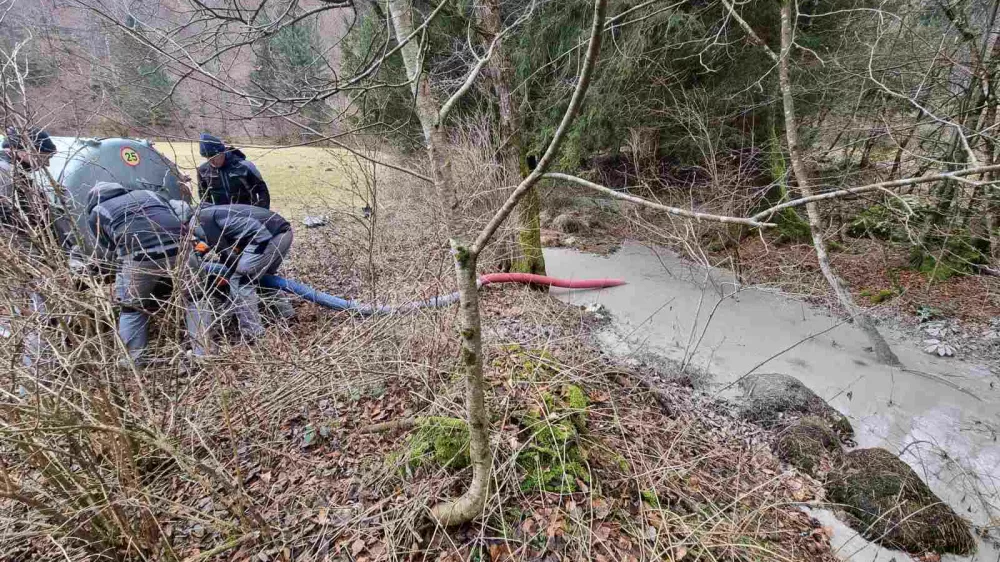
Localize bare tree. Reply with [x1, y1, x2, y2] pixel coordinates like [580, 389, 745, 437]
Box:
[384, 0, 607, 525]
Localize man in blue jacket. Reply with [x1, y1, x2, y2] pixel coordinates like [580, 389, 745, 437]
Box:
[87, 182, 214, 365]
[197, 133, 270, 208]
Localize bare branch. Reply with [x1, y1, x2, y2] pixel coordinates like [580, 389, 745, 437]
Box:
[751, 164, 1000, 222]
[721, 0, 778, 62]
[543, 173, 776, 228]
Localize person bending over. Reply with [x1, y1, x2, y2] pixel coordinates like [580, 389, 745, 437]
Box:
[87, 182, 213, 365]
[192, 204, 293, 341]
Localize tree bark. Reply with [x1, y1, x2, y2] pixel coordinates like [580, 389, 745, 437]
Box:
[777, 0, 901, 366]
[387, 0, 608, 526]
[478, 0, 546, 276]
[387, 0, 491, 525]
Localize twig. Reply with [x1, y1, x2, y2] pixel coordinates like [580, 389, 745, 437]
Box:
[360, 418, 417, 433]
[750, 164, 1000, 222]
[193, 532, 258, 561]
[542, 173, 777, 228]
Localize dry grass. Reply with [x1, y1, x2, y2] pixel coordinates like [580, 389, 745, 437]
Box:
[0, 138, 838, 562]
[157, 142, 358, 213]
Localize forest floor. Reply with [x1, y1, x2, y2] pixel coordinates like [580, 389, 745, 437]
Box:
[5, 145, 843, 562]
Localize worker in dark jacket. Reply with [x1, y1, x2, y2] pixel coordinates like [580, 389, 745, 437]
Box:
[1, 127, 58, 366]
[87, 182, 213, 365]
[192, 204, 293, 340]
[196, 133, 270, 209]
[1, 126, 57, 240]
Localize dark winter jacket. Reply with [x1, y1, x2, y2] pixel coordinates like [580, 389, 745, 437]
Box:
[193, 204, 290, 258]
[0, 151, 44, 234]
[196, 152, 270, 209]
[87, 183, 184, 261]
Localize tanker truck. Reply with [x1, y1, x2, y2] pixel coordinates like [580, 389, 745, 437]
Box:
[1, 135, 192, 255]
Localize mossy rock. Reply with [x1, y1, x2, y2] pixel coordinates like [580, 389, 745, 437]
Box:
[775, 416, 841, 477]
[406, 417, 470, 470]
[517, 384, 591, 493]
[828, 448, 975, 555]
[910, 235, 989, 281]
[739, 373, 853, 439]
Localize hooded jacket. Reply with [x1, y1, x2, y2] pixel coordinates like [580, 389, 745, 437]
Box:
[87, 182, 184, 260]
[197, 152, 270, 209]
[1, 151, 42, 232]
[193, 204, 290, 258]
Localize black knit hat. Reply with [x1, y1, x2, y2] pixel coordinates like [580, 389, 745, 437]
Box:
[2, 127, 57, 154]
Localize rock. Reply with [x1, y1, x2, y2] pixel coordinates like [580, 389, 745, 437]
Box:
[738, 373, 853, 438]
[774, 416, 840, 477]
[828, 448, 975, 555]
[563, 236, 579, 247]
[552, 213, 586, 234]
[539, 209, 554, 227]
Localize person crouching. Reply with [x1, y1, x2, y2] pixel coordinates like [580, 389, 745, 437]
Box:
[192, 204, 293, 341]
[87, 182, 213, 365]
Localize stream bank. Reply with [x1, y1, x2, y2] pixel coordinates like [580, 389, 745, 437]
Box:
[545, 242, 1000, 561]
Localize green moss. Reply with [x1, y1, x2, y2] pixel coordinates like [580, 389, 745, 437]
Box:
[516, 385, 592, 493]
[869, 289, 896, 304]
[766, 128, 812, 244]
[406, 417, 470, 471]
[453, 245, 472, 269]
[563, 384, 588, 410]
[512, 188, 547, 275]
[640, 489, 661, 508]
[494, 347, 559, 381]
[776, 208, 812, 243]
[828, 448, 975, 554]
[775, 417, 840, 476]
[911, 235, 988, 281]
[848, 204, 895, 239]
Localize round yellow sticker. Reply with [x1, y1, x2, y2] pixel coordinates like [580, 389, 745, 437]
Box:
[121, 146, 141, 167]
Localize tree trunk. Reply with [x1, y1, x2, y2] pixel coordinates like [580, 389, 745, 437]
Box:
[387, 0, 491, 525]
[778, 0, 901, 366]
[478, 0, 546, 276]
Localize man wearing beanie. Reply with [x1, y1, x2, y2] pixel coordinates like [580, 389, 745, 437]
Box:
[196, 133, 270, 209]
[1, 126, 59, 366]
[2, 127, 58, 229]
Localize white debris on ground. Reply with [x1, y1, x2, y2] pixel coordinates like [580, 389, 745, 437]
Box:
[302, 215, 328, 228]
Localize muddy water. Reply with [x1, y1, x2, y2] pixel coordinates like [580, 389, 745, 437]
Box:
[544, 242, 1000, 561]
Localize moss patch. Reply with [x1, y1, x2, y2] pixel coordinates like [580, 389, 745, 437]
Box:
[494, 345, 559, 381]
[910, 235, 989, 281]
[739, 373, 854, 440]
[774, 417, 840, 477]
[828, 448, 975, 555]
[517, 384, 591, 493]
[406, 417, 470, 471]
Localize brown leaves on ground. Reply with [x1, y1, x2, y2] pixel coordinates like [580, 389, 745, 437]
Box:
[737, 237, 1000, 322]
[4, 220, 837, 562]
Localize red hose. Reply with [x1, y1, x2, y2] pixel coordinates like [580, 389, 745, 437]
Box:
[479, 272, 626, 289]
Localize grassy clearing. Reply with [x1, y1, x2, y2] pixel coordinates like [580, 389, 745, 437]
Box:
[158, 141, 358, 213]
